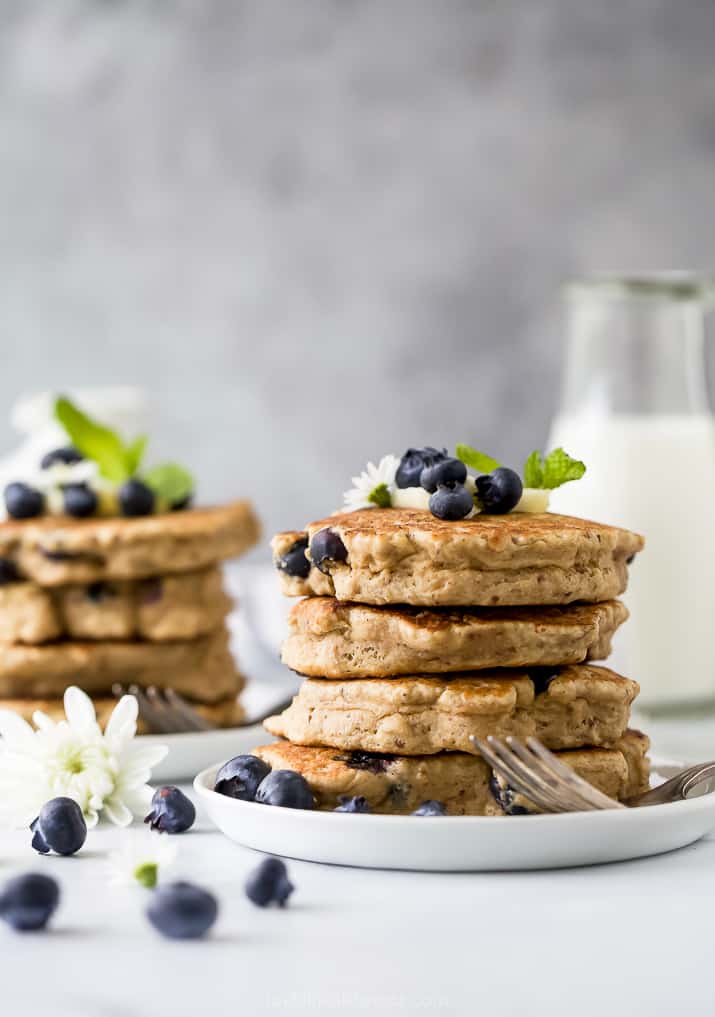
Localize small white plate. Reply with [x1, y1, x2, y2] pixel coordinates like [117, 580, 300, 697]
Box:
[148, 726, 269, 783]
[193, 759, 715, 871]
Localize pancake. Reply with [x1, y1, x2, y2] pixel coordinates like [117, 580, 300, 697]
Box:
[0, 566, 232, 644]
[1, 693, 246, 733]
[0, 626, 242, 703]
[0, 499, 260, 586]
[253, 731, 650, 815]
[271, 509, 643, 606]
[264, 664, 639, 755]
[282, 597, 628, 677]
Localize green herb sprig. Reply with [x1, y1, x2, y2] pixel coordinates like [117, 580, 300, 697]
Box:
[54, 397, 194, 505]
[456, 442, 585, 490]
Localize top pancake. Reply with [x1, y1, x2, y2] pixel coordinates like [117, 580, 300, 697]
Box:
[272, 509, 643, 607]
[0, 500, 260, 586]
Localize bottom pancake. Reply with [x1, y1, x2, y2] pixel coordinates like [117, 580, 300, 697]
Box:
[1, 694, 246, 734]
[253, 731, 650, 816]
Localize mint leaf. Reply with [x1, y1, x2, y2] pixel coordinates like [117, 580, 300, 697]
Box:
[144, 463, 194, 505]
[455, 443, 501, 474]
[523, 450, 544, 488]
[542, 448, 586, 489]
[523, 448, 586, 489]
[367, 482, 391, 508]
[55, 396, 132, 483]
[125, 435, 148, 476]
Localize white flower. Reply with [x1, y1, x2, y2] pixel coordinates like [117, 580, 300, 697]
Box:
[107, 828, 178, 889]
[0, 686, 168, 829]
[343, 454, 400, 511]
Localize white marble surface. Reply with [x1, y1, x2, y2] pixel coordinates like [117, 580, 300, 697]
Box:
[1, 795, 715, 1017]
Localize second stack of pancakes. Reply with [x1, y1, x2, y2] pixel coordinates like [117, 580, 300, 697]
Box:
[0, 501, 259, 730]
[264, 509, 650, 814]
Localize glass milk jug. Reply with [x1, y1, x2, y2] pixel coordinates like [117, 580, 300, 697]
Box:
[547, 276, 715, 714]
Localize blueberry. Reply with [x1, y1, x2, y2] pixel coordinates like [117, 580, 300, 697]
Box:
[488, 774, 532, 816]
[255, 770, 315, 810]
[171, 494, 193, 511]
[146, 881, 218, 940]
[530, 668, 559, 696]
[40, 447, 83, 469]
[30, 798, 87, 856]
[276, 537, 311, 579]
[62, 483, 98, 518]
[0, 873, 60, 931]
[4, 483, 44, 520]
[395, 447, 448, 489]
[428, 483, 474, 520]
[411, 800, 447, 816]
[0, 558, 20, 584]
[420, 457, 467, 493]
[213, 754, 271, 801]
[118, 479, 155, 517]
[144, 786, 196, 834]
[475, 467, 523, 514]
[309, 528, 348, 575]
[333, 795, 370, 813]
[244, 857, 294, 908]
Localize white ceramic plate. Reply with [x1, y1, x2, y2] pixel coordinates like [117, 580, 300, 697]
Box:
[146, 726, 272, 783]
[193, 758, 715, 871]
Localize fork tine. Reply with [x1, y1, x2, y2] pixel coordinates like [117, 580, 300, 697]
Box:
[146, 686, 189, 733]
[470, 735, 564, 813]
[164, 689, 214, 732]
[524, 737, 625, 810]
[505, 737, 608, 811]
[129, 684, 173, 734]
[488, 737, 585, 812]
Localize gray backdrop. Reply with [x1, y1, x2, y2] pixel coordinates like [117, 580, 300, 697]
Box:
[1, 0, 714, 549]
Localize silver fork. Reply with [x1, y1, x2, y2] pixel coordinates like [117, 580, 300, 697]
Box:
[111, 684, 295, 735]
[470, 734, 715, 813]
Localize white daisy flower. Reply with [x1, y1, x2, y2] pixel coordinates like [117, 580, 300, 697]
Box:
[343, 454, 400, 511]
[107, 828, 178, 889]
[0, 686, 168, 829]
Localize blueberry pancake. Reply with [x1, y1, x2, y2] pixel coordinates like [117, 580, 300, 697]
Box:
[0, 500, 260, 587]
[254, 730, 650, 815]
[2, 693, 246, 733]
[271, 509, 642, 607]
[264, 665, 639, 755]
[282, 597, 628, 677]
[0, 566, 231, 644]
[0, 628, 242, 702]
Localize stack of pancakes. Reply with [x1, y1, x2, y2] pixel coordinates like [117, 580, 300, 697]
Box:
[263, 509, 649, 814]
[0, 501, 260, 730]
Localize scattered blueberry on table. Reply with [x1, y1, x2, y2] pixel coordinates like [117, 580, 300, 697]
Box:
[244, 858, 294, 908]
[146, 882, 218, 940]
[31, 797, 87, 856]
[0, 874, 60, 932]
[144, 787, 196, 834]
[255, 770, 315, 810]
[411, 801, 447, 817]
[4, 482, 44, 519]
[214, 755, 271, 801]
[333, 795, 370, 813]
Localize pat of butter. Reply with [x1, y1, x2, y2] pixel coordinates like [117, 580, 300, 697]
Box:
[392, 486, 431, 510]
[515, 488, 550, 513]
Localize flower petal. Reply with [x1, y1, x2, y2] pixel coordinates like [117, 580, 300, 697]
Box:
[104, 694, 138, 741]
[0, 710, 37, 749]
[63, 686, 100, 736]
[103, 797, 134, 826]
